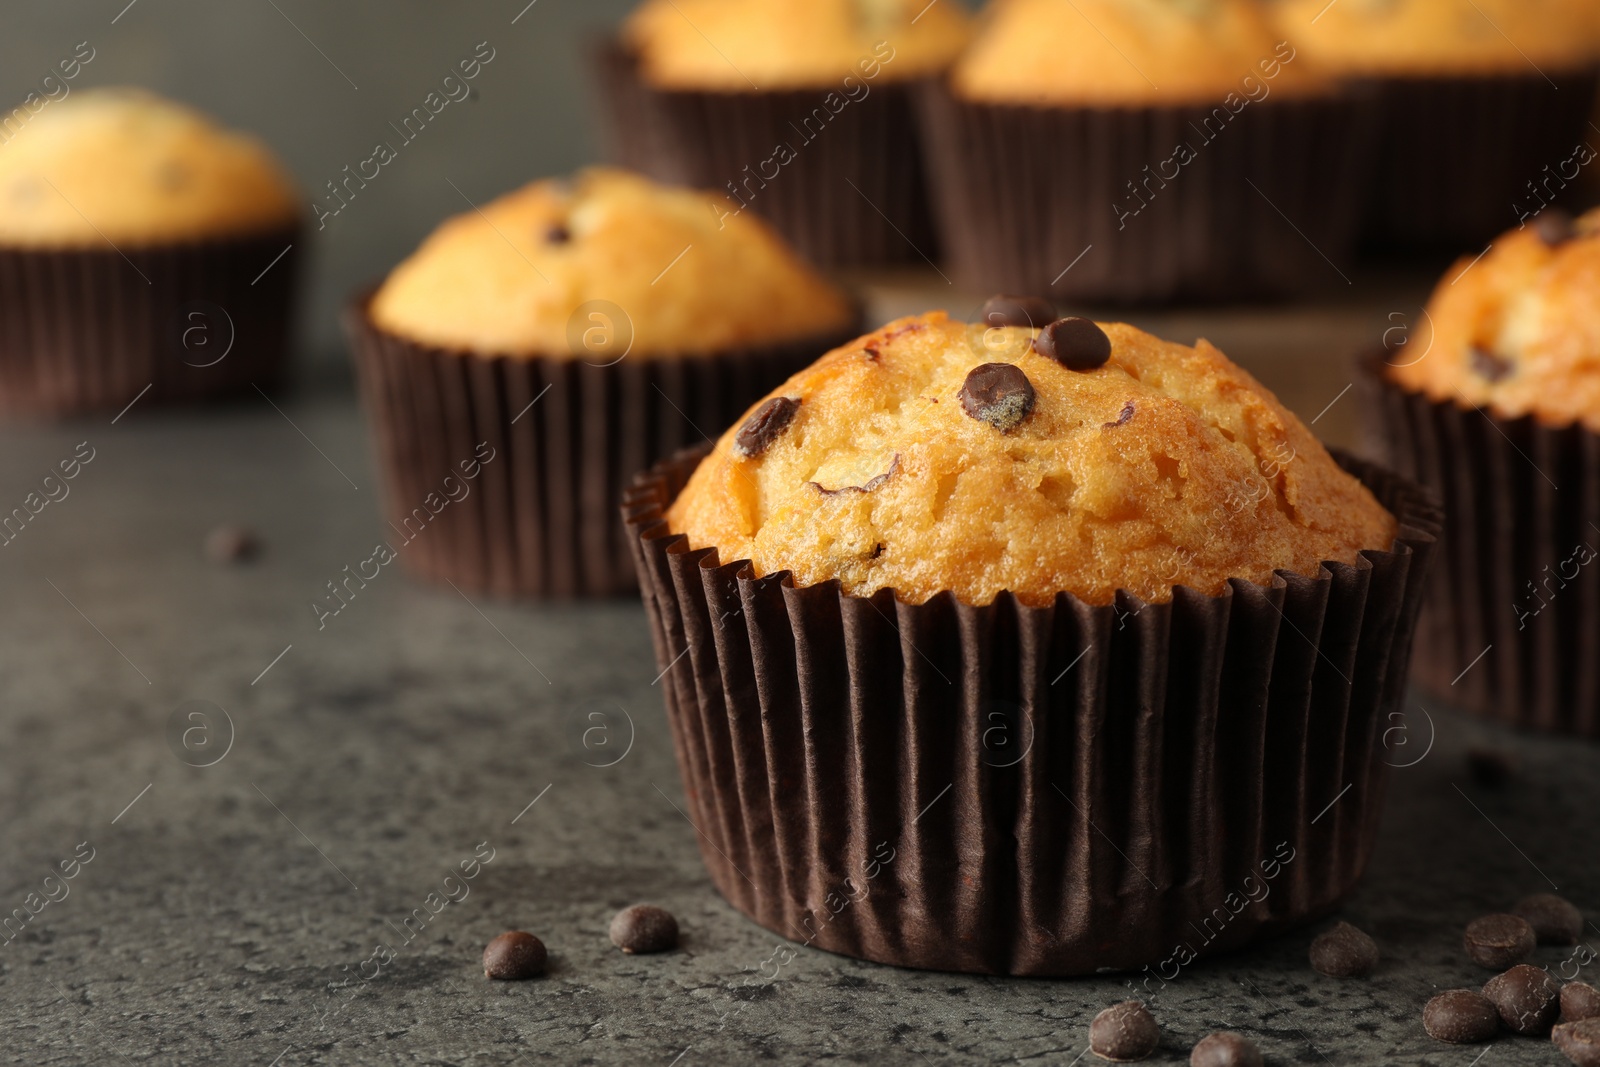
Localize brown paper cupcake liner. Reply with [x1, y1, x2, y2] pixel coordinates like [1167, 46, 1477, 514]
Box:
[624, 447, 1440, 975]
[912, 79, 1378, 303]
[1358, 68, 1600, 253]
[592, 39, 938, 268]
[0, 225, 301, 417]
[346, 294, 859, 599]
[1361, 354, 1600, 737]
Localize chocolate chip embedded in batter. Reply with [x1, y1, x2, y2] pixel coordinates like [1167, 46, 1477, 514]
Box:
[1105, 401, 1135, 429]
[544, 223, 572, 244]
[733, 396, 801, 458]
[1470, 346, 1514, 382]
[1035, 317, 1112, 372]
[862, 345, 880, 361]
[1533, 209, 1577, 247]
[959, 363, 1036, 433]
[981, 294, 1056, 330]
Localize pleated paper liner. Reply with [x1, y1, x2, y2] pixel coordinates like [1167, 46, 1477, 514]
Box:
[346, 294, 860, 599]
[1358, 67, 1600, 253]
[625, 447, 1440, 976]
[912, 79, 1378, 303]
[1360, 353, 1600, 737]
[591, 39, 938, 268]
[0, 224, 301, 417]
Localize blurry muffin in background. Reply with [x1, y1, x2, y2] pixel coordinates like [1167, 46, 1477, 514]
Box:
[594, 0, 971, 266]
[1270, 0, 1600, 250]
[349, 167, 859, 599]
[0, 87, 302, 416]
[1366, 208, 1600, 736]
[916, 0, 1376, 302]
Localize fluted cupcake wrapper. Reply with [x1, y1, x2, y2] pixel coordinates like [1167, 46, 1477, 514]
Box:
[1361, 355, 1600, 737]
[0, 225, 300, 417]
[625, 446, 1439, 975]
[1357, 68, 1600, 253]
[591, 39, 939, 268]
[346, 294, 858, 599]
[912, 79, 1377, 303]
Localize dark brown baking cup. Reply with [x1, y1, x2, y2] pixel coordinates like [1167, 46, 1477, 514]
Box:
[0, 224, 301, 417]
[1358, 67, 1600, 253]
[624, 447, 1439, 975]
[1361, 354, 1600, 737]
[347, 293, 859, 599]
[592, 39, 938, 268]
[912, 79, 1377, 302]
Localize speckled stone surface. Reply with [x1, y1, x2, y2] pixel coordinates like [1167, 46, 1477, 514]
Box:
[0, 385, 1595, 1066]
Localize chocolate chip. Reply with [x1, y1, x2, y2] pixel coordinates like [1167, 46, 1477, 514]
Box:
[1555, 1018, 1600, 1066]
[862, 345, 880, 361]
[1189, 1031, 1262, 1067]
[1467, 745, 1518, 788]
[1105, 401, 1135, 429]
[1513, 893, 1583, 946]
[1565, 983, 1600, 1024]
[1423, 989, 1501, 1044]
[1470, 346, 1514, 382]
[1089, 1001, 1159, 1062]
[870, 542, 885, 559]
[960, 363, 1036, 433]
[1034, 317, 1112, 372]
[204, 524, 260, 564]
[1310, 921, 1379, 977]
[1534, 209, 1577, 247]
[545, 223, 571, 244]
[981, 295, 1056, 330]
[609, 904, 679, 954]
[1465, 913, 1537, 969]
[1483, 963, 1561, 1035]
[483, 930, 546, 979]
[812, 455, 900, 495]
[733, 396, 800, 458]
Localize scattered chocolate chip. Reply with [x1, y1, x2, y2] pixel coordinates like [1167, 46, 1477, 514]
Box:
[733, 396, 800, 459]
[204, 523, 260, 564]
[1483, 964, 1562, 1035]
[1465, 914, 1537, 969]
[1105, 401, 1135, 429]
[1564, 983, 1600, 1023]
[981, 294, 1056, 330]
[1034, 317, 1112, 372]
[1423, 989, 1501, 1044]
[1089, 1001, 1159, 1062]
[1467, 745, 1518, 788]
[1513, 893, 1583, 946]
[609, 904, 679, 954]
[1534, 209, 1577, 247]
[1310, 921, 1380, 977]
[544, 223, 571, 244]
[483, 930, 546, 980]
[1189, 1031, 1262, 1067]
[1555, 1018, 1600, 1067]
[812, 455, 900, 495]
[1470, 346, 1514, 382]
[960, 363, 1036, 433]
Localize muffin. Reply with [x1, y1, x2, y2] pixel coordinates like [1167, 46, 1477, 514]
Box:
[1270, 0, 1600, 250]
[0, 87, 302, 415]
[348, 167, 858, 599]
[1365, 208, 1600, 735]
[594, 0, 971, 266]
[914, 0, 1376, 302]
[627, 305, 1438, 975]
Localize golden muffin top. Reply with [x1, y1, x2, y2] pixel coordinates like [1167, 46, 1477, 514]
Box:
[1387, 209, 1600, 431]
[370, 168, 856, 359]
[668, 306, 1397, 607]
[951, 0, 1318, 106]
[1271, 0, 1599, 75]
[0, 87, 299, 248]
[622, 0, 972, 90]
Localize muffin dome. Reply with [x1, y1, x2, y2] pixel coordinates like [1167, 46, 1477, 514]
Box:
[1387, 210, 1600, 431]
[369, 168, 856, 358]
[1271, 0, 1599, 75]
[952, 0, 1316, 105]
[622, 0, 971, 90]
[668, 310, 1396, 606]
[0, 88, 299, 248]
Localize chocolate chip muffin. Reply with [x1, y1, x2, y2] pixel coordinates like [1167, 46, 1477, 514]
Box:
[1367, 208, 1600, 735]
[628, 303, 1438, 976]
[0, 87, 302, 414]
[348, 167, 858, 599]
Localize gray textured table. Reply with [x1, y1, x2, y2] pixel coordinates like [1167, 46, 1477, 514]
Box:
[1, 289, 1596, 1066]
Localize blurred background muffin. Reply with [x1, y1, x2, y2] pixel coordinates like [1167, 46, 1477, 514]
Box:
[916, 0, 1376, 302]
[1270, 0, 1600, 252]
[349, 166, 858, 599]
[0, 87, 302, 416]
[594, 0, 971, 266]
